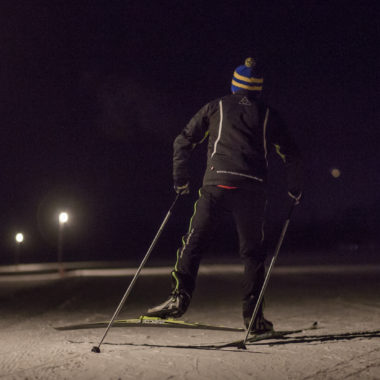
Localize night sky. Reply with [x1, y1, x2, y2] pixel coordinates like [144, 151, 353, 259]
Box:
[0, 1, 379, 263]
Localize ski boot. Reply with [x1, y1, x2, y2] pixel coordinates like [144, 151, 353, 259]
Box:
[243, 295, 273, 333]
[146, 290, 191, 318]
[244, 314, 274, 333]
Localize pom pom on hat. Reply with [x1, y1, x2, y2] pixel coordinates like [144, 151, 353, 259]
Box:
[244, 57, 255, 67]
[231, 57, 263, 93]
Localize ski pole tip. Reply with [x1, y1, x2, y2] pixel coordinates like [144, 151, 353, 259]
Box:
[91, 346, 101, 353]
[236, 341, 247, 350]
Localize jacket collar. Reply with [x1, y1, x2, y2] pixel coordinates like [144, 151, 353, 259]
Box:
[232, 89, 261, 99]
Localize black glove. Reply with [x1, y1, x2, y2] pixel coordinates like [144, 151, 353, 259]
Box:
[174, 180, 190, 195]
[288, 190, 302, 205]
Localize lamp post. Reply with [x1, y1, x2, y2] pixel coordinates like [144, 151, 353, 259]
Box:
[14, 232, 24, 269]
[58, 212, 69, 276]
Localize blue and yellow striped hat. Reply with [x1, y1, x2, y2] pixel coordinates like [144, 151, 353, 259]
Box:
[231, 57, 263, 93]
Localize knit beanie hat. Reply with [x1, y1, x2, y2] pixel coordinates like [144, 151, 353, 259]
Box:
[231, 57, 263, 93]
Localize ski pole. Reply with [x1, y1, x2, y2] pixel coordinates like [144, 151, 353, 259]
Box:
[92, 194, 180, 353]
[237, 199, 297, 350]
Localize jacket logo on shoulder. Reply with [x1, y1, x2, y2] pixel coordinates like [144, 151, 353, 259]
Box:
[239, 96, 252, 106]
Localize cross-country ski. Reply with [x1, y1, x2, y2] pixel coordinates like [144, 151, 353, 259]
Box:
[55, 315, 245, 332]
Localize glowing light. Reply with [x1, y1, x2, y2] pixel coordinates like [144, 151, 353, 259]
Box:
[330, 168, 341, 178]
[59, 212, 69, 224]
[15, 233, 24, 243]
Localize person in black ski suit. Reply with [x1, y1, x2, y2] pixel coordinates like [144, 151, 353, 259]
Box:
[146, 58, 303, 331]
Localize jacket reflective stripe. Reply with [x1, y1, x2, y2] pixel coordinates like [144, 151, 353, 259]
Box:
[211, 100, 223, 157]
[216, 170, 263, 182]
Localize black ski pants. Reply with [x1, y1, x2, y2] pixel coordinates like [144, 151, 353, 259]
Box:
[171, 185, 267, 318]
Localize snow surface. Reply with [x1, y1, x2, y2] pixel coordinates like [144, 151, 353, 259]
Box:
[0, 261, 379, 379]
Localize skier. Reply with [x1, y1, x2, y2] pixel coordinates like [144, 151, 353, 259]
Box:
[146, 58, 303, 332]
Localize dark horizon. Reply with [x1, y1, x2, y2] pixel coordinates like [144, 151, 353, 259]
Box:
[0, 1, 379, 264]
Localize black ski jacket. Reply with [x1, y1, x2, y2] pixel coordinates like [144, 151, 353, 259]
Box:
[173, 90, 302, 192]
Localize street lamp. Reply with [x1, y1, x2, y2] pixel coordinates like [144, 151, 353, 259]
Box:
[14, 232, 24, 268]
[15, 232, 24, 244]
[57, 211, 69, 276]
[59, 212, 69, 224]
[330, 168, 341, 178]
